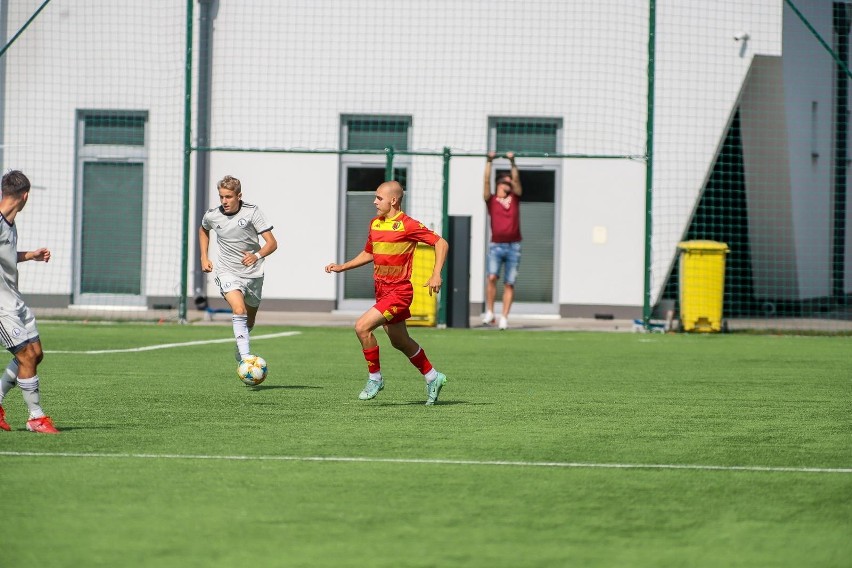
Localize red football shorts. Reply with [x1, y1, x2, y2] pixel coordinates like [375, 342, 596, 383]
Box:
[373, 281, 413, 324]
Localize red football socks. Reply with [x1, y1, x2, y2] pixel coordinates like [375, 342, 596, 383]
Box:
[363, 346, 380, 373]
[408, 347, 433, 375]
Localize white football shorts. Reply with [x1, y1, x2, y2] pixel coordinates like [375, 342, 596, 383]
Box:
[0, 304, 40, 353]
[214, 273, 264, 308]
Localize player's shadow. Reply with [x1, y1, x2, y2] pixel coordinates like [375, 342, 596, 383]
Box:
[248, 385, 323, 391]
[377, 400, 489, 406]
[22, 425, 95, 432]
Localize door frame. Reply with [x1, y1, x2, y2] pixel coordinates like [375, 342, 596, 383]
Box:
[73, 110, 148, 308]
[485, 161, 562, 316]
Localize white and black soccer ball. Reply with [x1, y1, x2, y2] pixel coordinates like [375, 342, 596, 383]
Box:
[237, 355, 268, 386]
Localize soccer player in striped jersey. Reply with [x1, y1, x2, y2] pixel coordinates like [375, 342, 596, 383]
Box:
[199, 175, 278, 365]
[0, 170, 59, 434]
[325, 180, 450, 405]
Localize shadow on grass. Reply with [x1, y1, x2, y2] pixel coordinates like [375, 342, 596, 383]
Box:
[247, 385, 323, 391]
[375, 400, 492, 406]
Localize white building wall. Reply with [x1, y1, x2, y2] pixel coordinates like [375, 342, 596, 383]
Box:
[204, 0, 651, 309]
[650, 0, 783, 305]
[733, 0, 837, 302]
[5, 0, 187, 301]
[204, 152, 340, 303]
[783, 0, 835, 299]
[206, 0, 784, 312]
[3, 0, 837, 316]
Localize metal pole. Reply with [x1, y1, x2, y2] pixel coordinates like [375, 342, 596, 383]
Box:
[384, 147, 395, 181]
[833, 3, 850, 301]
[785, 0, 852, 80]
[193, 0, 215, 304]
[179, 0, 195, 323]
[642, 0, 656, 327]
[0, 0, 52, 59]
[438, 147, 451, 327]
[0, 0, 8, 169]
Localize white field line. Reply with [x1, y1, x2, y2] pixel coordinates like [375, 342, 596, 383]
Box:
[0, 451, 849, 474]
[44, 331, 301, 354]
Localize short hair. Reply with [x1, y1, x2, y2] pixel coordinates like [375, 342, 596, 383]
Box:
[217, 175, 241, 194]
[1, 170, 31, 197]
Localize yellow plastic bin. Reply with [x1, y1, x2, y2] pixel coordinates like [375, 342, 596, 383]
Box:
[407, 244, 437, 327]
[677, 240, 729, 332]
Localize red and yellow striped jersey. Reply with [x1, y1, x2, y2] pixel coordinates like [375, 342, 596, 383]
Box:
[365, 211, 440, 284]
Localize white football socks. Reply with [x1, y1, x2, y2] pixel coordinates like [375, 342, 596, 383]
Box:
[17, 375, 45, 419]
[0, 359, 17, 404]
[232, 315, 250, 359]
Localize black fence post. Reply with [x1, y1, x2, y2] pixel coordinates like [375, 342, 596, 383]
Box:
[447, 215, 471, 328]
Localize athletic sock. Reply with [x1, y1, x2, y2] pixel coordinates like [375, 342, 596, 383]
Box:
[17, 375, 46, 419]
[408, 347, 435, 377]
[232, 315, 250, 359]
[0, 359, 17, 404]
[363, 346, 380, 376]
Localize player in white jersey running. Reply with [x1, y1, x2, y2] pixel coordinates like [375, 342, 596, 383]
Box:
[199, 175, 278, 366]
[0, 170, 59, 434]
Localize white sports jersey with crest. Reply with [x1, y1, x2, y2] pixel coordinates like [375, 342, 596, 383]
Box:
[0, 214, 25, 312]
[201, 202, 272, 277]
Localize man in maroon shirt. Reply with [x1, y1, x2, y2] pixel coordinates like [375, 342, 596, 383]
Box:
[482, 151, 523, 330]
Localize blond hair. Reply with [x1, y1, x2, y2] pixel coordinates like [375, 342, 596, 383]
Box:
[217, 175, 241, 194]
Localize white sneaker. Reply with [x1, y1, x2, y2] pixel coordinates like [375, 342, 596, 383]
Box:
[481, 310, 495, 325]
[498, 316, 508, 330]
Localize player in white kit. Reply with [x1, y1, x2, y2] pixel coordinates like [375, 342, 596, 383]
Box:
[0, 170, 59, 433]
[199, 175, 278, 365]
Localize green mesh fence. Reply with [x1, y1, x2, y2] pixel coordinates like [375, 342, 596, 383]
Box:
[1, 0, 187, 321]
[654, 1, 851, 332]
[1, 1, 849, 331]
[194, 0, 646, 324]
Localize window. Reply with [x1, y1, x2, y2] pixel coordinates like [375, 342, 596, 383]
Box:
[75, 110, 148, 305]
[346, 117, 410, 151]
[492, 118, 562, 154]
[488, 117, 562, 312]
[83, 112, 146, 146]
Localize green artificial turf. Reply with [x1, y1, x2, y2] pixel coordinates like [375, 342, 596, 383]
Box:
[2, 324, 850, 567]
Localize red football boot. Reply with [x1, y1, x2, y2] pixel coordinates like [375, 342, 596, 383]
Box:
[26, 415, 59, 434]
[0, 405, 10, 431]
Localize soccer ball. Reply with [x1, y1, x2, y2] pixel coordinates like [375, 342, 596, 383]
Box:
[237, 355, 268, 386]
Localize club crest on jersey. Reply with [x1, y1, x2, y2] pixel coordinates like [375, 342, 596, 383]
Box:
[12, 327, 21, 337]
[393, 221, 401, 230]
[238, 219, 248, 228]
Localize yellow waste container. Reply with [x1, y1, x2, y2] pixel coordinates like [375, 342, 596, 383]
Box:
[677, 240, 729, 332]
[408, 244, 437, 327]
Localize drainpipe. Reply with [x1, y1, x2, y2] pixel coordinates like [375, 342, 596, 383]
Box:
[193, 0, 216, 304]
[833, 2, 850, 301]
[0, 0, 7, 169]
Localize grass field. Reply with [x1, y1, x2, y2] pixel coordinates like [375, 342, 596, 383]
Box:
[2, 323, 850, 567]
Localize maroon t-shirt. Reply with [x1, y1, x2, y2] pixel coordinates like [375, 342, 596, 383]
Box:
[486, 194, 522, 243]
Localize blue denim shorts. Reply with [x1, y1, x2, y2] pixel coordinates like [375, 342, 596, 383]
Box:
[487, 242, 521, 285]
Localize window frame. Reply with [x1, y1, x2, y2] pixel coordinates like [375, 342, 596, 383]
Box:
[336, 115, 413, 311]
[73, 109, 150, 307]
